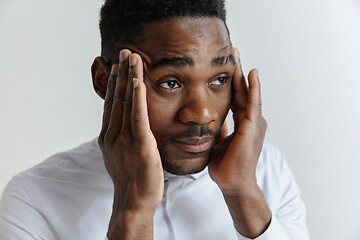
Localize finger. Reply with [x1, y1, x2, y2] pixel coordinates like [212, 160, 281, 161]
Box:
[121, 53, 144, 136]
[232, 47, 248, 111]
[131, 62, 151, 141]
[107, 49, 132, 139]
[261, 117, 268, 133]
[234, 48, 249, 92]
[246, 69, 262, 121]
[100, 64, 118, 140]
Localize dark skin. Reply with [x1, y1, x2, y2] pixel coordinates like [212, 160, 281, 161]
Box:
[91, 17, 271, 239]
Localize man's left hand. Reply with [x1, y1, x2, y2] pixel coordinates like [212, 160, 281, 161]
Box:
[208, 48, 272, 239]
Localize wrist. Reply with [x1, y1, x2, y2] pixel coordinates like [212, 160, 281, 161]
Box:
[222, 185, 271, 239]
[219, 176, 259, 197]
[108, 208, 155, 240]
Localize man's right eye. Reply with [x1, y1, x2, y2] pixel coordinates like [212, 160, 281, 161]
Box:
[159, 80, 181, 89]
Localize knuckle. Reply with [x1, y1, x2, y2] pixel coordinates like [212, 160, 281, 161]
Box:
[261, 116, 267, 123]
[117, 135, 126, 143]
[113, 94, 124, 104]
[98, 134, 105, 148]
[131, 112, 144, 122]
[116, 135, 132, 147]
[107, 77, 116, 89]
[122, 96, 132, 108]
[103, 98, 113, 108]
[118, 67, 126, 77]
[99, 130, 106, 140]
[261, 117, 268, 130]
[103, 132, 115, 143]
[263, 118, 268, 127]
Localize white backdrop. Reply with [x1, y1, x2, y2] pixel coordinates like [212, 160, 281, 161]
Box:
[1, 0, 360, 239]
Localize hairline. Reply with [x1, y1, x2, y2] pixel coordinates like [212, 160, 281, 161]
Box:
[101, 16, 230, 65]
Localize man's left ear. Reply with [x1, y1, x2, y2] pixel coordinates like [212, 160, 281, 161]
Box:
[91, 57, 111, 100]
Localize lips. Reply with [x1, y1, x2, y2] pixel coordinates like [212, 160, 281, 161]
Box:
[173, 136, 214, 153]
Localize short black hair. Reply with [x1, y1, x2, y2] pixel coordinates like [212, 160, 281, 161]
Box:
[99, 0, 227, 64]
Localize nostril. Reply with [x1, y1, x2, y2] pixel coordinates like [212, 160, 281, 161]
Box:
[178, 105, 217, 125]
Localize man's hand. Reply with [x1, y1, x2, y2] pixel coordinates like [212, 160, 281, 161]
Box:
[209, 48, 271, 238]
[98, 50, 163, 240]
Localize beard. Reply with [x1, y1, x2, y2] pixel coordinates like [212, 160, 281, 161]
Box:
[157, 125, 221, 175]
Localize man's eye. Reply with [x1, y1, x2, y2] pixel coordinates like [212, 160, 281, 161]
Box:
[159, 80, 180, 89]
[210, 77, 229, 86]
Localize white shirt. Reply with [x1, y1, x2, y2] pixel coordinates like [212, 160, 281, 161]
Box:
[0, 139, 309, 240]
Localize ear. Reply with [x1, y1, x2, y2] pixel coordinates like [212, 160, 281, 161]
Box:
[91, 57, 111, 99]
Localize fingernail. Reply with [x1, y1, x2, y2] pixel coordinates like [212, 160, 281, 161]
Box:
[234, 48, 239, 58]
[119, 49, 130, 62]
[129, 55, 137, 67]
[133, 78, 139, 88]
[111, 65, 116, 75]
[119, 50, 124, 62]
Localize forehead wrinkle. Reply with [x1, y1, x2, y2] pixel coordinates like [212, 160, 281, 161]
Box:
[147, 44, 198, 69]
[160, 42, 199, 56]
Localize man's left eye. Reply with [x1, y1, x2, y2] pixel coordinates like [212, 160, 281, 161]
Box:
[209, 77, 229, 86]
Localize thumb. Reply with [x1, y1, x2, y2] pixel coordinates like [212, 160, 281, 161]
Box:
[219, 121, 229, 142]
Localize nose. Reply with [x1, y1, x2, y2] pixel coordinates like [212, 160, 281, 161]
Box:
[177, 89, 218, 125]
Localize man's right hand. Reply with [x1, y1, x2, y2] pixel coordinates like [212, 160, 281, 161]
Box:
[98, 49, 164, 240]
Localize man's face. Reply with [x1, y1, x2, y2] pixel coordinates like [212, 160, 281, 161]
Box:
[130, 17, 234, 175]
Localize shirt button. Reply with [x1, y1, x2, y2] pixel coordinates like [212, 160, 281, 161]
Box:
[170, 193, 176, 202]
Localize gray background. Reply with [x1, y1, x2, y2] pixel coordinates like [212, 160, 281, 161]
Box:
[1, 0, 360, 239]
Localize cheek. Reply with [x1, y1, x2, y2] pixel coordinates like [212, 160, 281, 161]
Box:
[213, 87, 232, 121]
[145, 88, 179, 141]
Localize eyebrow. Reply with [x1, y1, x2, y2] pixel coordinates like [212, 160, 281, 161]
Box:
[150, 53, 235, 69]
[211, 54, 235, 66]
[151, 57, 194, 69]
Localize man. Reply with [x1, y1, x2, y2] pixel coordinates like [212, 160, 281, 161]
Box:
[0, 0, 309, 239]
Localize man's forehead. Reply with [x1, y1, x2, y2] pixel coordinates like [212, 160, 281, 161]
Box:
[132, 17, 232, 66]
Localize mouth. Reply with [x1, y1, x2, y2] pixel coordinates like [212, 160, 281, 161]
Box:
[172, 136, 214, 154]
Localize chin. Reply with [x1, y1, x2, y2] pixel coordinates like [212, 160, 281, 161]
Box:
[161, 154, 211, 175]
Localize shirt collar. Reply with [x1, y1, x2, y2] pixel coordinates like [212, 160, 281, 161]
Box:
[163, 168, 208, 181]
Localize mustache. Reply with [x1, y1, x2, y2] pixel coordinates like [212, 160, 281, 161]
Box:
[165, 126, 219, 141]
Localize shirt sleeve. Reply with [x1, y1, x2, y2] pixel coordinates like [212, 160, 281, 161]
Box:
[0, 176, 55, 240]
[235, 145, 310, 240]
[234, 217, 291, 240]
